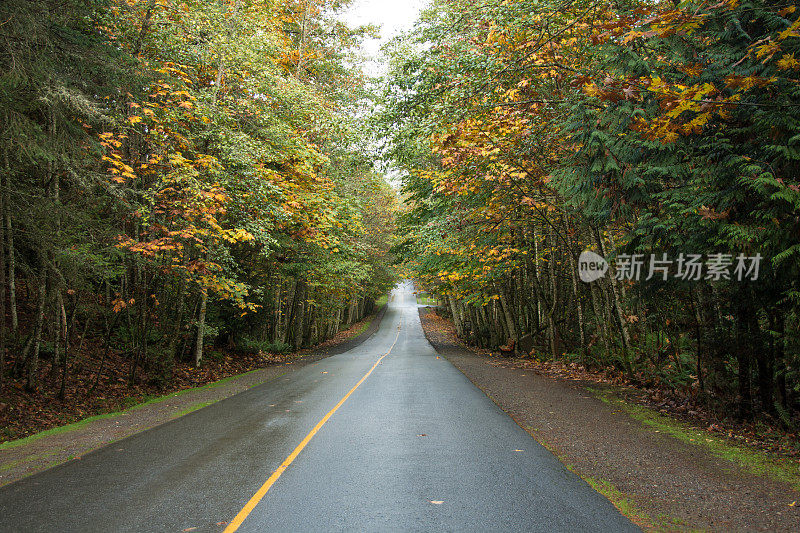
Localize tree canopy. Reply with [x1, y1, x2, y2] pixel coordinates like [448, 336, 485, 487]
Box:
[378, 0, 800, 422]
[0, 0, 397, 412]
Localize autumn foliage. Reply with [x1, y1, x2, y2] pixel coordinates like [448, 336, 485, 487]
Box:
[0, 0, 396, 438]
[380, 0, 800, 424]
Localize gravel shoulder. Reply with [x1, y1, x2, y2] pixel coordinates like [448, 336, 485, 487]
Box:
[0, 306, 387, 488]
[419, 307, 800, 532]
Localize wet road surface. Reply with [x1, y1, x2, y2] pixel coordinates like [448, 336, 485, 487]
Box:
[0, 282, 637, 532]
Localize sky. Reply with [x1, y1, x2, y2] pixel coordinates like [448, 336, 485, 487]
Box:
[340, 0, 429, 77]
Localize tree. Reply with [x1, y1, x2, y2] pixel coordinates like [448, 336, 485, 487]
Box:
[378, 0, 800, 422]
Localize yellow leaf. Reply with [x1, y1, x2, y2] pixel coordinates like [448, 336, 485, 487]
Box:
[777, 53, 799, 70]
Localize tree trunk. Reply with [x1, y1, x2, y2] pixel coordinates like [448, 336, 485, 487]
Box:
[774, 312, 788, 409]
[57, 293, 68, 400]
[137, 267, 148, 381]
[0, 160, 5, 386]
[6, 211, 16, 337]
[593, 227, 632, 373]
[287, 280, 306, 350]
[51, 298, 61, 378]
[479, 303, 498, 348]
[304, 304, 316, 347]
[734, 303, 753, 418]
[748, 304, 773, 414]
[26, 270, 47, 391]
[194, 290, 208, 368]
[90, 312, 120, 394]
[568, 246, 586, 359]
[76, 314, 91, 363]
[448, 295, 464, 338]
[498, 290, 517, 347]
[587, 278, 609, 355]
[282, 278, 298, 345]
[689, 288, 705, 394]
[132, 0, 156, 56]
[296, 0, 312, 76]
[493, 299, 508, 343]
[272, 279, 282, 343]
[546, 232, 561, 358]
[168, 269, 188, 358]
[293, 289, 306, 351]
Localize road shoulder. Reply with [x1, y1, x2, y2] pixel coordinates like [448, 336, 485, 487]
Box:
[418, 307, 800, 531]
[0, 306, 387, 488]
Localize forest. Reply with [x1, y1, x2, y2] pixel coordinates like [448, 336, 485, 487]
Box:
[1, 0, 799, 443]
[378, 0, 800, 426]
[0, 0, 397, 439]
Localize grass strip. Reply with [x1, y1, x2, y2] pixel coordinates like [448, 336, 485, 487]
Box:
[589, 387, 800, 492]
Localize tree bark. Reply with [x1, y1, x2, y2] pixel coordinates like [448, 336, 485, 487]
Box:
[448, 295, 464, 338]
[6, 211, 16, 337]
[292, 284, 306, 350]
[734, 301, 753, 418]
[479, 303, 498, 348]
[57, 292, 68, 400]
[689, 287, 705, 394]
[272, 278, 282, 343]
[568, 243, 586, 359]
[749, 304, 773, 414]
[194, 290, 208, 368]
[296, 0, 312, 76]
[593, 227, 632, 373]
[0, 158, 6, 386]
[282, 278, 298, 345]
[774, 311, 788, 408]
[168, 269, 188, 358]
[132, 0, 157, 56]
[26, 270, 47, 391]
[498, 290, 517, 348]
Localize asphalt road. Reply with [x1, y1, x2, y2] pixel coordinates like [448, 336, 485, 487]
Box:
[0, 282, 637, 532]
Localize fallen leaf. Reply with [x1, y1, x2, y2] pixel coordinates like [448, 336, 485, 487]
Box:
[790, 501, 796, 507]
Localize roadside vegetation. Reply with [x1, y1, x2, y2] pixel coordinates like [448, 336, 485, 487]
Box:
[0, 0, 397, 442]
[591, 387, 800, 490]
[2, 0, 798, 462]
[380, 0, 800, 432]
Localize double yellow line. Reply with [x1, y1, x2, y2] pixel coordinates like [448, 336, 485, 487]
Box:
[223, 322, 403, 532]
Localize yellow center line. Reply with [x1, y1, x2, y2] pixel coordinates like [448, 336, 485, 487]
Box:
[223, 320, 404, 533]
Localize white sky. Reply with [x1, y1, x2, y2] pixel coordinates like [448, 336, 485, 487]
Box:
[341, 0, 429, 77]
